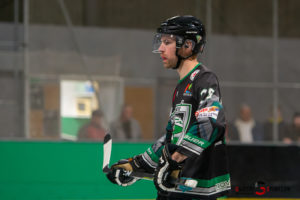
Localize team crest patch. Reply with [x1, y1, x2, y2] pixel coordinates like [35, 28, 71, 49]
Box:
[195, 106, 219, 119]
[183, 83, 193, 96]
[190, 69, 200, 81]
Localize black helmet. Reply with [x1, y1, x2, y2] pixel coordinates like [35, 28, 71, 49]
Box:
[154, 15, 206, 55]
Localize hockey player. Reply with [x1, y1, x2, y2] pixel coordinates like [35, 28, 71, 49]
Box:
[106, 15, 231, 200]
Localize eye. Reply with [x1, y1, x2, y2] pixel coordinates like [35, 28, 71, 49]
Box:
[162, 39, 172, 45]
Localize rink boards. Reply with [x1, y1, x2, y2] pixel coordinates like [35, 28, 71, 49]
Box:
[0, 141, 299, 199]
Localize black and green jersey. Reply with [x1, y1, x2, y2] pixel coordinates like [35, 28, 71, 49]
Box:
[142, 63, 231, 198]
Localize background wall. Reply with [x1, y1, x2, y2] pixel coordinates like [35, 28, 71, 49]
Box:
[1, 23, 300, 139]
[1, 0, 300, 140]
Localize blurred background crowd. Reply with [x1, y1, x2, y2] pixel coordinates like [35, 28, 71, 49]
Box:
[1, 0, 300, 144]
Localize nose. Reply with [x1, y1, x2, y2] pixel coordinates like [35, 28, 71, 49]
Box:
[158, 43, 165, 52]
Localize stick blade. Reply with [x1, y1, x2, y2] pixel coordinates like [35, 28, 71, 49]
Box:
[104, 133, 111, 144]
[102, 133, 112, 173]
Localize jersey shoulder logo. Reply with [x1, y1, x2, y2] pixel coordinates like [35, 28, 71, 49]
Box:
[183, 83, 193, 96]
[190, 69, 200, 81]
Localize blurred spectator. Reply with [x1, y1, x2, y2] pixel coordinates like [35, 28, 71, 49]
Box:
[110, 104, 142, 141]
[263, 106, 287, 142]
[77, 109, 106, 141]
[287, 112, 300, 143]
[228, 104, 264, 142]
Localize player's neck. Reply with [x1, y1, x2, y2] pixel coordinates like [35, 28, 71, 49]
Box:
[177, 59, 199, 80]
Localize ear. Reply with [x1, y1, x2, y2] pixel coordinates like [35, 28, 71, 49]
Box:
[182, 40, 194, 55]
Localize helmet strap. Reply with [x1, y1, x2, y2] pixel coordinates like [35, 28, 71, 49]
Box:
[172, 48, 195, 70]
[172, 49, 182, 69]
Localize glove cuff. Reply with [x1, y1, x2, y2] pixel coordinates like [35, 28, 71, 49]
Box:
[130, 155, 155, 174]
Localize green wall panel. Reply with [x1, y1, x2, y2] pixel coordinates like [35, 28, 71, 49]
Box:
[0, 141, 155, 200]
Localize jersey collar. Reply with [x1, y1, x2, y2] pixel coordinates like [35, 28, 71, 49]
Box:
[178, 63, 201, 83]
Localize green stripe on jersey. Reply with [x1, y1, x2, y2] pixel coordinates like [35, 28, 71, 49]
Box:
[186, 122, 198, 136]
[212, 100, 223, 109]
[181, 173, 230, 188]
[146, 145, 164, 163]
[183, 133, 211, 148]
[171, 137, 179, 144]
[196, 173, 230, 188]
[166, 121, 172, 132]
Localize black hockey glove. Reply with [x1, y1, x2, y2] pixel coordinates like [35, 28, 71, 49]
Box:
[154, 144, 183, 193]
[106, 155, 154, 186]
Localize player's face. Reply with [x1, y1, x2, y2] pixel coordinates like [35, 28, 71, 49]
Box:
[158, 35, 178, 69]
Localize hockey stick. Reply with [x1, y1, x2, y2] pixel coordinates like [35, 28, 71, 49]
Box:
[102, 133, 154, 180]
[102, 133, 200, 191]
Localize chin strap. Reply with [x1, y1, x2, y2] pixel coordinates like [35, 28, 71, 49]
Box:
[173, 53, 182, 70]
[172, 48, 196, 70]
